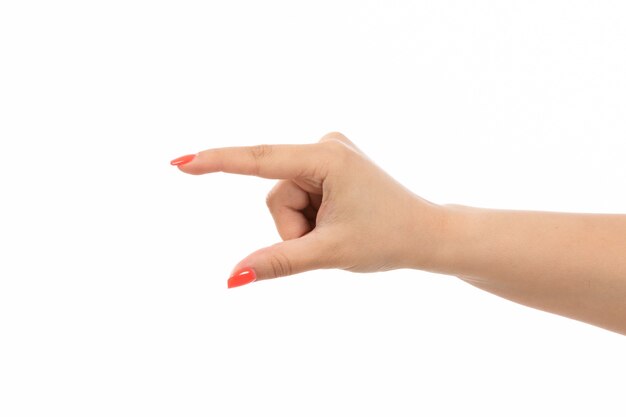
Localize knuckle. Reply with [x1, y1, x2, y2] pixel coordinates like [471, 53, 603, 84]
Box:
[319, 131, 361, 156]
[265, 182, 285, 209]
[268, 252, 293, 278]
[248, 144, 273, 174]
[321, 138, 345, 153]
[320, 131, 348, 142]
[250, 144, 272, 159]
[265, 190, 275, 208]
[320, 138, 354, 165]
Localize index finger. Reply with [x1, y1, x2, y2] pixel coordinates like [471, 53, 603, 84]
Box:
[175, 143, 326, 180]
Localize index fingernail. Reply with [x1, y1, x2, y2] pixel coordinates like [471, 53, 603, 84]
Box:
[170, 154, 197, 166]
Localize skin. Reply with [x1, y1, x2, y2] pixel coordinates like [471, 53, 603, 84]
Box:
[176, 132, 626, 335]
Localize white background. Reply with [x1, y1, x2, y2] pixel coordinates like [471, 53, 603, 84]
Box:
[1, 1, 625, 415]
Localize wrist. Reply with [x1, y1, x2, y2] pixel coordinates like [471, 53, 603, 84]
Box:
[416, 203, 475, 275]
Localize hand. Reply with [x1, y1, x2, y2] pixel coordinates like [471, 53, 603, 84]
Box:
[171, 132, 447, 287]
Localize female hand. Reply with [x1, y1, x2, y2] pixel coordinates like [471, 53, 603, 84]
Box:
[172, 131, 626, 333]
[171, 131, 446, 287]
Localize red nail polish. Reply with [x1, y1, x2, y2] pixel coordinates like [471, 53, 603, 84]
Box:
[170, 154, 196, 166]
[228, 267, 257, 289]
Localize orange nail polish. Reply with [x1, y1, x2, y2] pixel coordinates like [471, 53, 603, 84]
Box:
[228, 267, 257, 289]
[170, 154, 196, 166]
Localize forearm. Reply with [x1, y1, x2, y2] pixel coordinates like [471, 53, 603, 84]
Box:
[430, 204, 626, 334]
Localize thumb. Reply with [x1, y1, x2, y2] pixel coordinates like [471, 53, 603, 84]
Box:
[227, 233, 330, 288]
